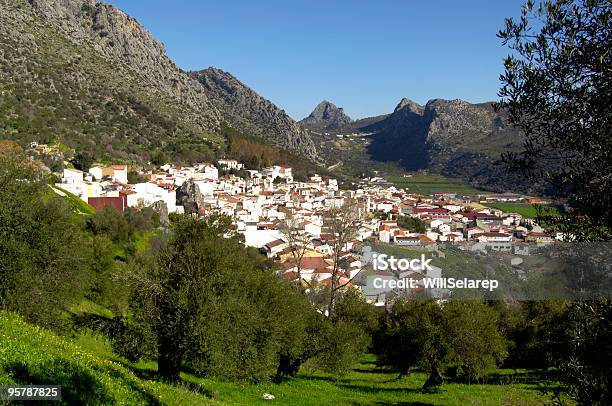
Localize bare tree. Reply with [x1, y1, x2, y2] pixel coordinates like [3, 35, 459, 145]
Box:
[278, 211, 311, 291]
[323, 197, 364, 316]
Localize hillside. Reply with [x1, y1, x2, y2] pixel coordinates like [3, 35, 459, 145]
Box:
[0, 0, 318, 164]
[299, 100, 353, 132]
[0, 0, 224, 163]
[0, 311, 550, 405]
[27, 0, 220, 130]
[0, 311, 212, 405]
[191, 68, 318, 160]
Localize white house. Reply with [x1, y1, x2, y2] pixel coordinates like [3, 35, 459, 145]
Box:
[304, 221, 322, 238]
[104, 165, 128, 183]
[63, 168, 83, 184]
[133, 183, 177, 213]
[218, 159, 243, 170]
[477, 232, 513, 243]
[201, 163, 219, 180]
[263, 239, 287, 258]
[88, 166, 103, 180]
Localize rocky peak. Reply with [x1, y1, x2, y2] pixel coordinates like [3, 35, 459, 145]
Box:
[393, 98, 423, 114]
[311, 101, 351, 121]
[299, 100, 353, 132]
[423, 98, 494, 141]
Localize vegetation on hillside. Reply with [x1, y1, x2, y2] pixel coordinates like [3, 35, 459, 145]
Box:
[223, 126, 334, 181]
[0, 0, 222, 165]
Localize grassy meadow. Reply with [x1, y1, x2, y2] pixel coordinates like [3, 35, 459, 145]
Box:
[0, 311, 557, 405]
[481, 202, 561, 219]
[387, 173, 483, 196]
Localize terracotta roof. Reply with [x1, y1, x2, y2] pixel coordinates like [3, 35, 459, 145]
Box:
[265, 239, 286, 249]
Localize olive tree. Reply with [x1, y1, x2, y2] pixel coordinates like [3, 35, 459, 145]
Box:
[123, 214, 323, 382]
[0, 152, 91, 330]
[497, 0, 611, 241]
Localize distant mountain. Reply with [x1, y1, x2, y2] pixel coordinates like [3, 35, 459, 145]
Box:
[191, 68, 318, 160]
[299, 101, 353, 132]
[0, 0, 317, 163]
[366, 98, 519, 168]
[364, 97, 532, 191]
[351, 114, 389, 130]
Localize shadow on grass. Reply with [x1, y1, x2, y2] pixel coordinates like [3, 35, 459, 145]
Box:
[122, 361, 159, 381]
[477, 370, 550, 386]
[353, 367, 395, 374]
[295, 374, 343, 383]
[374, 403, 435, 406]
[337, 383, 421, 395]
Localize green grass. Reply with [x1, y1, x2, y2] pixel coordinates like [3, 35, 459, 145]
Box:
[481, 202, 539, 218]
[50, 185, 96, 215]
[0, 311, 212, 405]
[0, 311, 556, 405]
[481, 202, 562, 219]
[70, 299, 114, 319]
[134, 228, 163, 253]
[387, 173, 483, 196]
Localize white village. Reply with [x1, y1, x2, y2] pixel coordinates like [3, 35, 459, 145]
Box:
[44, 140, 562, 306]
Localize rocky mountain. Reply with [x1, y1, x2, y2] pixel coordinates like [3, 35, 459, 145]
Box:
[365, 98, 520, 168]
[27, 0, 221, 131]
[299, 101, 353, 132]
[1, 0, 220, 163]
[362, 97, 528, 191]
[0, 0, 318, 163]
[191, 68, 318, 160]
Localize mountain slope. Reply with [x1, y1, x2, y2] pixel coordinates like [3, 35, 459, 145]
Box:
[1, 0, 318, 164]
[299, 100, 353, 132]
[191, 68, 318, 160]
[0, 0, 223, 163]
[365, 98, 529, 191]
[27, 0, 221, 130]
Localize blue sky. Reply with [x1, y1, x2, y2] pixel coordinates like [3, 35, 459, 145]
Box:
[108, 0, 525, 120]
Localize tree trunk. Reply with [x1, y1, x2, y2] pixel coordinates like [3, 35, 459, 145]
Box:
[423, 362, 443, 390]
[275, 354, 302, 382]
[158, 338, 183, 383]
